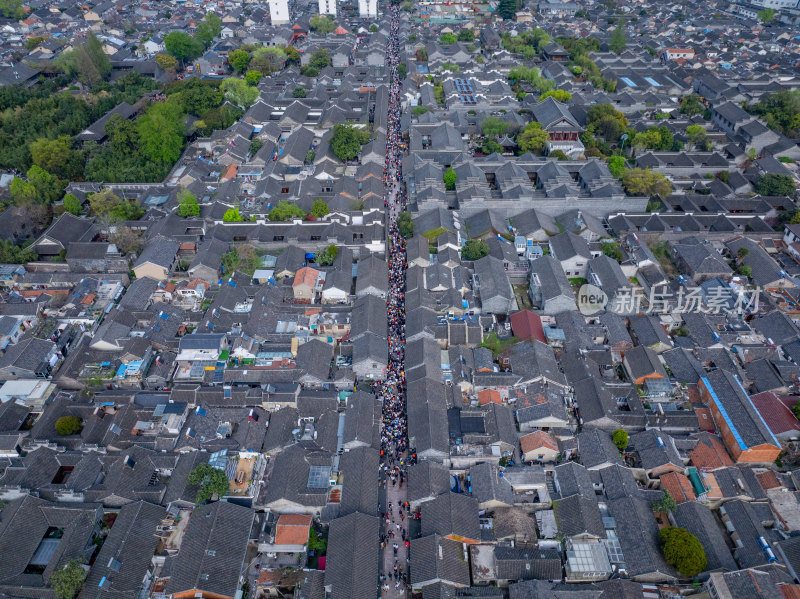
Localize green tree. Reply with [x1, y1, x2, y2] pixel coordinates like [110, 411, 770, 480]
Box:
[293, 86, 307, 98]
[310, 200, 330, 218]
[220, 77, 259, 108]
[747, 90, 800, 137]
[439, 33, 457, 45]
[508, 66, 554, 93]
[413, 106, 428, 116]
[305, 149, 316, 164]
[228, 49, 251, 73]
[755, 173, 795, 196]
[168, 78, 223, 116]
[187, 462, 230, 503]
[609, 19, 626, 54]
[164, 31, 204, 65]
[55, 416, 82, 436]
[793, 399, 800, 420]
[223, 208, 244, 222]
[621, 168, 671, 197]
[27, 165, 64, 204]
[178, 188, 200, 217]
[310, 14, 336, 34]
[612, 429, 628, 450]
[458, 29, 475, 42]
[686, 124, 707, 148]
[659, 527, 707, 577]
[308, 48, 332, 70]
[443, 166, 457, 191]
[245, 70, 262, 86]
[608, 156, 626, 178]
[50, 560, 87, 599]
[0, 240, 36, 263]
[250, 139, 263, 155]
[679, 94, 704, 117]
[461, 239, 489, 260]
[738, 265, 752, 277]
[284, 45, 301, 65]
[250, 46, 287, 75]
[539, 89, 572, 102]
[369, 24, 378, 32]
[196, 12, 223, 46]
[29, 135, 80, 180]
[0, 0, 24, 19]
[498, 0, 518, 20]
[481, 115, 509, 138]
[482, 139, 503, 155]
[308, 528, 327, 552]
[63, 193, 82, 216]
[652, 490, 677, 514]
[549, 149, 569, 160]
[517, 122, 550, 154]
[315, 244, 338, 266]
[398, 211, 414, 238]
[398, 63, 407, 79]
[155, 53, 178, 72]
[758, 8, 776, 24]
[137, 101, 186, 164]
[330, 123, 369, 162]
[10, 176, 37, 205]
[269, 201, 306, 221]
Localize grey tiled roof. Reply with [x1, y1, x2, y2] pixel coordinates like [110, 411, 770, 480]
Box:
[674, 502, 737, 572]
[554, 495, 605, 539]
[325, 512, 381, 599]
[421, 493, 481, 541]
[164, 501, 254, 599]
[410, 534, 471, 587]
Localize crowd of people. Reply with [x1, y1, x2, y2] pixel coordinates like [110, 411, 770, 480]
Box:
[374, 3, 411, 595]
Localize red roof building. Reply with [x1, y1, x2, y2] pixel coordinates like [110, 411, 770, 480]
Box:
[659, 471, 696, 504]
[750, 391, 800, 441]
[509, 310, 546, 344]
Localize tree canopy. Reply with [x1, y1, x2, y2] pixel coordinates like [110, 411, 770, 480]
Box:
[55, 416, 82, 436]
[748, 90, 800, 137]
[652, 490, 677, 514]
[607, 156, 626, 178]
[609, 19, 627, 54]
[310, 14, 336, 34]
[137, 101, 186, 164]
[310, 200, 330, 219]
[164, 31, 205, 64]
[316, 244, 338, 266]
[481, 116, 509, 138]
[398, 211, 414, 238]
[188, 462, 230, 503]
[330, 123, 369, 162]
[462, 239, 489, 260]
[508, 66, 554, 94]
[195, 12, 223, 46]
[56, 33, 111, 85]
[539, 89, 572, 103]
[755, 173, 795, 197]
[758, 8, 776, 24]
[517, 122, 550, 154]
[251, 46, 287, 75]
[50, 560, 87, 599]
[659, 527, 707, 577]
[227, 49, 251, 73]
[498, 0, 518, 20]
[220, 77, 259, 108]
[269, 201, 306, 221]
[0, 0, 24, 19]
[612, 429, 628, 450]
[621, 168, 671, 197]
[223, 208, 244, 222]
[178, 188, 200, 217]
[63, 194, 82, 216]
[443, 166, 457, 191]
